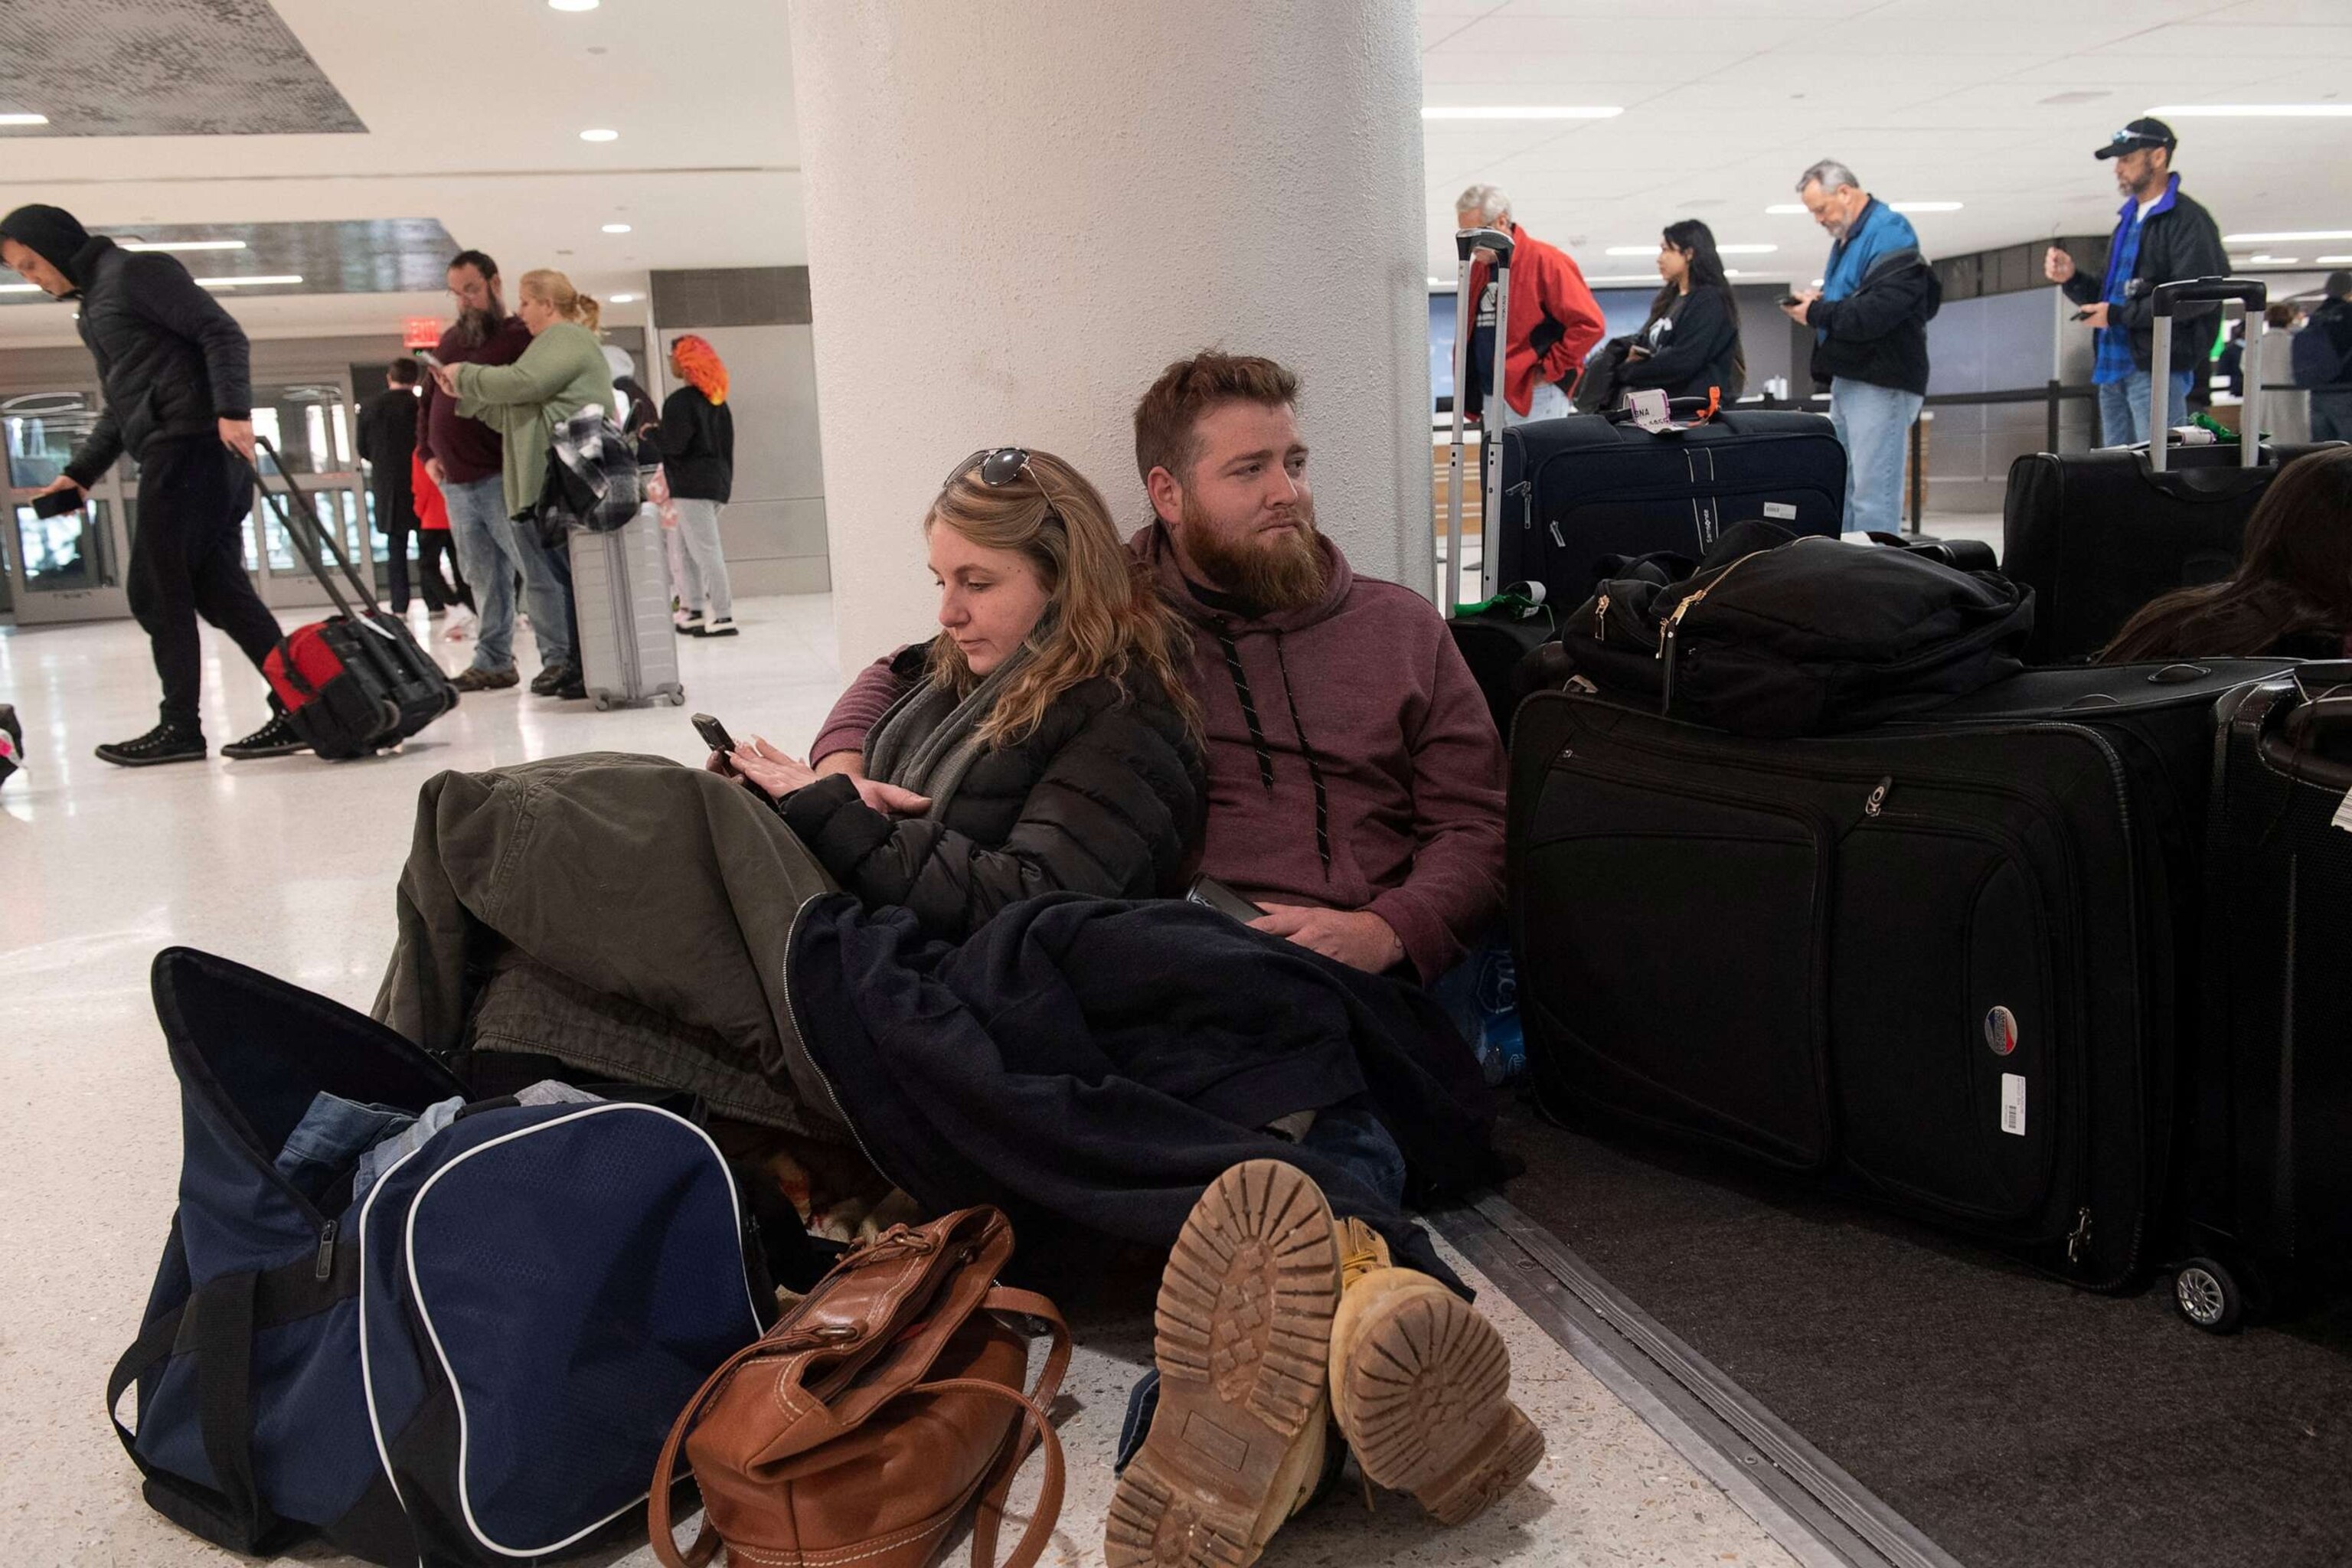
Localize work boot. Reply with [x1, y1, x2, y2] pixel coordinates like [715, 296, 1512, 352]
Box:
[1327, 1217, 1544, 1525]
[221, 711, 309, 760]
[1106, 1160, 1341, 1568]
[528, 663, 573, 696]
[450, 665, 518, 692]
[94, 721, 206, 768]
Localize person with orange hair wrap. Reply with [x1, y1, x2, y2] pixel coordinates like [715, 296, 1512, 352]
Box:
[641, 333, 738, 635]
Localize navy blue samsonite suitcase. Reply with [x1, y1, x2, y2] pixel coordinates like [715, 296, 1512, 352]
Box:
[1494, 405, 1847, 612]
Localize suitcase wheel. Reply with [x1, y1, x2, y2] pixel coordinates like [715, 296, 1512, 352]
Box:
[593, 694, 614, 711]
[2173, 1258, 2245, 1334]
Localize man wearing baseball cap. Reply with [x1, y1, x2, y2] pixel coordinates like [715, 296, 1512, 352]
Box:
[2044, 117, 2228, 446]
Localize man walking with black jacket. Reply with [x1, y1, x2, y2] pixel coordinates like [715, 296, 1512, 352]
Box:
[0, 204, 302, 766]
[2046, 117, 2229, 447]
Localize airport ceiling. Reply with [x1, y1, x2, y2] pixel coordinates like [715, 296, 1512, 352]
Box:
[0, 1, 2344, 345]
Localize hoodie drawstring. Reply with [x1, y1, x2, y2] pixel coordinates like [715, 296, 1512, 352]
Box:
[1270, 632, 1334, 879]
[1214, 626, 1277, 795]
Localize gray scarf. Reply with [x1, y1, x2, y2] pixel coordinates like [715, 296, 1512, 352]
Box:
[861, 642, 1038, 820]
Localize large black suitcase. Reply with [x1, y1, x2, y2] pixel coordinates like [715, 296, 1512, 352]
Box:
[1507, 658, 2291, 1289]
[2002, 277, 2345, 663]
[2168, 667, 2352, 1330]
[253, 438, 456, 759]
[1493, 406, 1846, 612]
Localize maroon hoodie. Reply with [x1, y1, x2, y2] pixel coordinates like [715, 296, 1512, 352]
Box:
[811, 523, 1506, 982]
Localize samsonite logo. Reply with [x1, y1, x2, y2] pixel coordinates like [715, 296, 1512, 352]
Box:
[1984, 1005, 2020, 1057]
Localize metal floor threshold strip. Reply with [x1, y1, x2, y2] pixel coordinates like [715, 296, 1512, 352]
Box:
[1432, 1194, 1968, 1568]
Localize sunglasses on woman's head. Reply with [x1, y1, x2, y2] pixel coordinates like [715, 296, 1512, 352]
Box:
[943, 447, 1034, 490]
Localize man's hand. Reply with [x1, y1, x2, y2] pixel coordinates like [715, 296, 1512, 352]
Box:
[2076, 302, 2111, 329]
[2044, 247, 2076, 285]
[850, 776, 932, 817]
[1250, 903, 1406, 974]
[1778, 289, 1820, 325]
[32, 475, 85, 502]
[217, 417, 256, 461]
[424, 456, 447, 486]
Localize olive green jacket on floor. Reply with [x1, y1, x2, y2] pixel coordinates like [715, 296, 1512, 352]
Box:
[373, 752, 848, 1137]
[452, 319, 614, 519]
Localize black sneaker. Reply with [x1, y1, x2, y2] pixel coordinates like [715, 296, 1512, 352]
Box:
[95, 722, 207, 768]
[554, 671, 587, 701]
[528, 664, 573, 696]
[697, 618, 739, 638]
[222, 711, 309, 760]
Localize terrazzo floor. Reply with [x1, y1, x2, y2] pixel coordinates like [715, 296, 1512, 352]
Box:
[1, 595, 1798, 1568]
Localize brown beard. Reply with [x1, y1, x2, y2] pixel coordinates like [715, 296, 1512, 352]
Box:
[447, 302, 505, 350]
[1178, 488, 1328, 614]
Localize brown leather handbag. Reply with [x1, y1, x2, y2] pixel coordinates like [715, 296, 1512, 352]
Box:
[648, 1207, 1069, 1568]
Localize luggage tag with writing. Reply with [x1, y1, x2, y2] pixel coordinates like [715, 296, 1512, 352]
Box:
[1624, 388, 1674, 433]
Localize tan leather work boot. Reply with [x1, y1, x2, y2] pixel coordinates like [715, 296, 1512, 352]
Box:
[1106, 1161, 1341, 1568]
[1326, 1217, 1546, 1524]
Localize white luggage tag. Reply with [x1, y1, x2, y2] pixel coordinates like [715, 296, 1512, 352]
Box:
[1625, 388, 1674, 433]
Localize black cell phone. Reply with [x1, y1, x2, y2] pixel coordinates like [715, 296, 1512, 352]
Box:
[2072, 308, 2097, 322]
[1187, 874, 1267, 922]
[1779, 293, 1803, 308]
[31, 488, 83, 518]
[691, 712, 735, 755]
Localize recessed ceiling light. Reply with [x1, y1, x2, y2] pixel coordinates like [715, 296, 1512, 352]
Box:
[0, 113, 49, 126]
[194, 274, 302, 289]
[1580, 273, 1677, 285]
[2038, 90, 2111, 106]
[2246, 255, 2301, 265]
[608, 292, 640, 303]
[580, 127, 619, 142]
[2150, 104, 2352, 118]
[2223, 230, 2352, 243]
[1605, 243, 1775, 256]
[1421, 106, 1622, 121]
[548, 0, 599, 9]
[601, 223, 632, 234]
[117, 238, 249, 253]
[2318, 255, 2352, 265]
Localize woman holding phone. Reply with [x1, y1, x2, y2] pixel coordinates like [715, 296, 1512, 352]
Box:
[1617, 219, 1746, 403]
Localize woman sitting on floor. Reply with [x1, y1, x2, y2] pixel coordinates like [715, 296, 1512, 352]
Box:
[2103, 446, 2352, 662]
[711, 445, 1206, 935]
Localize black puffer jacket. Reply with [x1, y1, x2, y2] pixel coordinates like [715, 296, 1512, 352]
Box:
[1807, 246, 1941, 397]
[780, 647, 1206, 939]
[58, 237, 253, 487]
[641, 384, 733, 502]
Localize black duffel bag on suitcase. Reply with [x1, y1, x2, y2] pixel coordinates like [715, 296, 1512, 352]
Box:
[2004, 277, 2347, 663]
[1557, 521, 2035, 737]
[254, 438, 457, 760]
[1493, 400, 1846, 612]
[2168, 664, 2352, 1331]
[1507, 658, 2292, 1289]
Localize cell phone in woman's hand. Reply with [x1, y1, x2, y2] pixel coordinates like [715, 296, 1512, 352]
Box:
[692, 712, 736, 756]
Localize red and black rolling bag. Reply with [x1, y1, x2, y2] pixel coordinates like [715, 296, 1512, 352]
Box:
[254, 437, 456, 759]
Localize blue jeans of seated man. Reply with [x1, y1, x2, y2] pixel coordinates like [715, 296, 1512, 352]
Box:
[443, 474, 574, 674]
[1828, 377, 1925, 536]
[2096, 369, 2194, 449]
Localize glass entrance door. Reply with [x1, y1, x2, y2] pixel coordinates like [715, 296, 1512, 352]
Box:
[247, 381, 371, 612]
[2, 390, 132, 624]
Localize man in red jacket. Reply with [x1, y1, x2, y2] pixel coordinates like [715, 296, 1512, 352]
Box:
[1455, 183, 1605, 422]
[808, 351, 1506, 985]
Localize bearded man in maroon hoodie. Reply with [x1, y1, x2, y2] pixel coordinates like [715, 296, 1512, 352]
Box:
[809, 351, 1505, 982]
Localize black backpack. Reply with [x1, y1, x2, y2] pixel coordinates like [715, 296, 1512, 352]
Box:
[1557, 521, 2035, 737]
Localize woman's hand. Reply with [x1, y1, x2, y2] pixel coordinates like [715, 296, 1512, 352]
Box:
[729, 736, 818, 802]
[850, 776, 931, 818]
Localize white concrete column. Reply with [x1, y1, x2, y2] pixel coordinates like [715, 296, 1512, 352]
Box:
[789, 0, 1430, 671]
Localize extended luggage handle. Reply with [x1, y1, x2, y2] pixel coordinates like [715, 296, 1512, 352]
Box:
[1455, 226, 1514, 266]
[249, 436, 386, 622]
[2148, 276, 2263, 474]
[1446, 226, 1517, 617]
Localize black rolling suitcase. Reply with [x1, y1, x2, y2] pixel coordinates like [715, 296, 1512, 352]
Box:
[1507, 658, 2290, 1289]
[2168, 666, 2352, 1331]
[2003, 277, 2347, 663]
[254, 438, 457, 759]
[1491, 403, 1846, 613]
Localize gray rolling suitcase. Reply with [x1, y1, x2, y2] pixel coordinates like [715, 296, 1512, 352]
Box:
[569, 505, 684, 709]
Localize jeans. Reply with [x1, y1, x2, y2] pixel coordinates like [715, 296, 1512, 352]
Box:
[1501, 378, 1573, 427]
[2096, 369, 2194, 448]
[273, 1090, 416, 1204]
[2311, 390, 2352, 443]
[671, 498, 734, 620]
[1828, 377, 1925, 536]
[128, 436, 286, 730]
[443, 475, 573, 673]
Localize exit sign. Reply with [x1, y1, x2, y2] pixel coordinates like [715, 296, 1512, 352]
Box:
[403, 316, 444, 349]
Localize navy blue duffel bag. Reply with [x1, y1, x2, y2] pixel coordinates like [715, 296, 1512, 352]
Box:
[110, 948, 768, 1566]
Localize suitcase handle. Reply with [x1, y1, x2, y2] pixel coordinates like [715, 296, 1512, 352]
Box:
[250, 436, 382, 621]
[2150, 276, 2266, 317]
[1455, 226, 1514, 266]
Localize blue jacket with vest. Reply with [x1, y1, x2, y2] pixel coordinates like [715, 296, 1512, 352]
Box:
[1806, 198, 1940, 397]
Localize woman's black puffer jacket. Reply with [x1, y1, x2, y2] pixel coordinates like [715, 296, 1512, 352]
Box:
[779, 652, 1205, 939]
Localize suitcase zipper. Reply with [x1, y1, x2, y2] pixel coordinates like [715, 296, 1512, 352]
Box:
[1592, 593, 1609, 643]
[1864, 776, 1891, 818]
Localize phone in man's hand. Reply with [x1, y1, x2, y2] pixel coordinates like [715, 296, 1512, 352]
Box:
[1187, 874, 1268, 923]
[1779, 294, 1803, 308]
[691, 712, 736, 756]
[416, 350, 445, 371]
[31, 488, 83, 518]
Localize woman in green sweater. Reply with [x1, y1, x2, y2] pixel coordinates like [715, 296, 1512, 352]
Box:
[430, 268, 615, 698]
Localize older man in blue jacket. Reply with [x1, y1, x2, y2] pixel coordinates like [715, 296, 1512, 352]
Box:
[1780, 160, 1942, 534]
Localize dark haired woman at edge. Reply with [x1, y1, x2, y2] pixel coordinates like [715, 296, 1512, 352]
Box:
[1618, 218, 1746, 402]
[2103, 446, 2352, 662]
